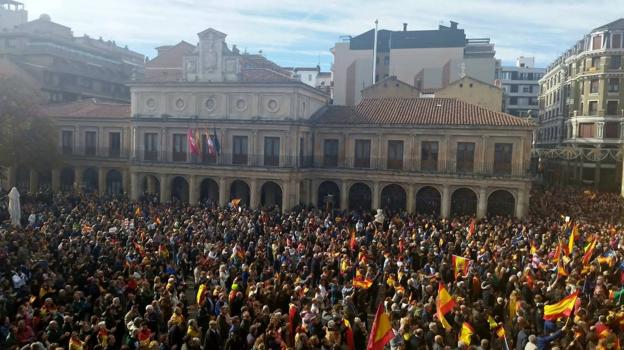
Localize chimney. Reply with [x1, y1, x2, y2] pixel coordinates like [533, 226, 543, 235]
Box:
[403, 23, 407, 31]
[450, 21, 458, 30]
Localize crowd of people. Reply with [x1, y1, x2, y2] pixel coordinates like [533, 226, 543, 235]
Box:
[0, 186, 623, 350]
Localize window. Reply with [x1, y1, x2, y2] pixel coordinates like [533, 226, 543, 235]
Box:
[493, 143, 513, 175]
[610, 55, 621, 69]
[354, 139, 371, 168]
[456, 142, 475, 173]
[605, 122, 620, 138]
[232, 136, 248, 165]
[421, 141, 438, 171]
[612, 34, 622, 49]
[578, 123, 595, 138]
[109, 132, 121, 158]
[387, 140, 404, 170]
[61, 130, 73, 155]
[510, 84, 518, 93]
[323, 139, 339, 167]
[522, 86, 531, 93]
[509, 97, 518, 105]
[588, 101, 598, 115]
[144, 133, 158, 161]
[608, 78, 619, 93]
[264, 137, 280, 166]
[590, 79, 599, 94]
[607, 101, 619, 115]
[592, 35, 602, 50]
[201, 134, 217, 164]
[591, 57, 600, 68]
[85, 131, 96, 156]
[172, 134, 187, 162]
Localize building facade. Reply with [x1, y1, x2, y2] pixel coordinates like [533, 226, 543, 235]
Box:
[497, 56, 544, 117]
[0, 3, 145, 103]
[536, 19, 624, 191]
[3, 28, 534, 218]
[282, 66, 333, 97]
[332, 21, 497, 106]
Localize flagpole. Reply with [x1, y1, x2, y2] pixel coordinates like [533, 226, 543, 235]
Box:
[503, 334, 510, 350]
[372, 19, 378, 85]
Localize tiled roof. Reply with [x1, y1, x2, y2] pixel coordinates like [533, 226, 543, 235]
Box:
[313, 98, 534, 127]
[240, 68, 294, 82]
[592, 18, 624, 33]
[41, 99, 130, 118]
[146, 41, 195, 68]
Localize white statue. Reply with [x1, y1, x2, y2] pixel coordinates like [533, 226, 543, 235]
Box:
[374, 209, 385, 224]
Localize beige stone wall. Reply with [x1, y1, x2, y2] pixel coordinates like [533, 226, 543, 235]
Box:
[361, 78, 420, 99]
[435, 77, 503, 111]
[389, 47, 464, 86]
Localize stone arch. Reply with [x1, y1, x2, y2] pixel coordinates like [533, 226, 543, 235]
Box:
[415, 186, 441, 215]
[487, 190, 516, 217]
[230, 180, 250, 207]
[200, 178, 219, 205]
[451, 187, 478, 216]
[260, 181, 282, 209]
[348, 182, 372, 211]
[38, 169, 52, 191]
[380, 184, 407, 213]
[60, 166, 75, 191]
[15, 166, 30, 193]
[141, 174, 160, 195]
[170, 176, 189, 202]
[82, 167, 98, 192]
[317, 180, 340, 210]
[106, 169, 123, 195]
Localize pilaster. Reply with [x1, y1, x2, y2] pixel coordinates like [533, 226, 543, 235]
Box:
[407, 184, 415, 213]
[477, 187, 487, 218]
[159, 174, 169, 203]
[28, 169, 38, 193]
[51, 168, 60, 191]
[441, 185, 450, 218]
[189, 175, 199, 205]
[98, 168, 106, 195]
[340, 180, 349, 210]
[250, 178, 259, 209]
[372, 181, 380, 209]
[219, 177, 228, 206]
[130, 172, 139, 200]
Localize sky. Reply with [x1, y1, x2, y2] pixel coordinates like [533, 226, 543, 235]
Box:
[22, 0, 623, 71]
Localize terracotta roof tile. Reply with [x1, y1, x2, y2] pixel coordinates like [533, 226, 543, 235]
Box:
[314, 97, 534, 127]
[146, 41, 195, 68]
[41, 99, 130, 119]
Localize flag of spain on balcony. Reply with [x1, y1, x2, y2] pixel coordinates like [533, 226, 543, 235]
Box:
[366, 303, 394, 350]
[452, 255, 470, 280]
[543, 290, 579, 320]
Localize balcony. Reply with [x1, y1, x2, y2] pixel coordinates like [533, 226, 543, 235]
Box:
[61, 146, 130, 160]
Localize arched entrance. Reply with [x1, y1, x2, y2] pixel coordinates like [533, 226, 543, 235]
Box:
[230, 180, 250, 207]
[171, 176, 189, 202]
[260, 181, 282, 209]
[317, 181, 340, 210]
[60, 167, 75, 191]
[142, 174, 160, 195]
[38, 169, 52, 191]
[200, 178, 219, 205]
[416, 186, 441, 215]
[451, 188, 477, 216]
[381, 184, 407, 213]
[15, 167, 30, 193]
[348, 183, 372, 211]
[106, 169, 123, 195]
[487, 190, 516, 217]
[82, 168, 98, 193]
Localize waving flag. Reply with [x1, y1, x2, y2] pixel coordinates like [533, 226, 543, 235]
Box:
[367, 304, 394, 350]
[344, 319, 355, 350]
[568, 224, 577, 254]
[452, 255, 471, 280]
[458, 322, 475, 346]
[205, 128, 216, 156]
[582, 239, 597, 265]
[212, 126, 221, 155]
[196, 284, 207, 305]
[543, 291, 579, 320]
[436, 282, 455, 330]
[188, 128, 199, 155]
[468, 218, 476, 237]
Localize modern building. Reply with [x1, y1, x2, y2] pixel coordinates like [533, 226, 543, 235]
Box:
[0, 2, 145, 103]
[497, 56, 544, 117]
[362, 75, 503, 112]
[282, 66, 333, 97]
[535, 18, 624, 191]
[3, 28, 534, 218]
[332, 21, 497, 106]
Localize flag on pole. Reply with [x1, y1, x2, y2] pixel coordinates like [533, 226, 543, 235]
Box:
[452, 255, 470, 280]
[344, 319, 355, 350]
[468, 218, 476, 237]
[367, 303, 394, 350]
[205, 128, 216, 156]
[212, 126, 221, 155]
[543, 291, 579, 320]
[231, 198, 241, 207]
[188, 128, 199, 155]
[458, 322, 474, 346]
[569, 224, 578, 254]
[582, 239, 597, 265]
[196, 284, 207, 305]
[349, 228, 356, 251]
[496, 326, 506, 339]
[436, 282, 455, 330]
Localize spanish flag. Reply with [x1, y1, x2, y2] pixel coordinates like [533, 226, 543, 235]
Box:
[568, 224, 577, 254]
[543, 291, 579, 320]
[69, 336, 84, 350]
[468, 218, 476, 237]
[582, 239, 597, 265]
[349, 229, 356, 251]
[231, 198, 241, 207]
[530, 241, 537, 255]
[487, 315, 498, 329]
[557, 259, 568, 277]
[458, 322, 474, 346]
[452, 255, 470, 280]
[344, 319, 355, 350]
[495, 326, 506, 339]
[367, 304, 394, 350]
[196, 284, 207, 305]
[134, 206, 141, 217]
[436, 283, 455, 330]
[353, 277, 374, 289]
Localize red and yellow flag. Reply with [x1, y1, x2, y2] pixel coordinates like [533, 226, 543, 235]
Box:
[568, 224, 577, 254]
[530, 241, 537, 255]
[367, 304, 394, 350]
[231, 198, 241, 207]
[349, 228, 356, 251]
[69, 336, 84, 350]
[353, 276, 374, 289]
[436, 283, 455, 330]
[495, 326, 506, 339]
[344, 319, 355, 350]
[582, 239, 597, 265]
[468, 218, 476, 237]
[196, 284, 207, 305]
[452, 255, 470, 280]
[458, 322, 475, 346]
[543, 291, 579, 320]
[134, 206, 141, 217]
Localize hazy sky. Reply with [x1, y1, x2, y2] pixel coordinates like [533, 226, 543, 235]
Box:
[23, 0, 622, 71]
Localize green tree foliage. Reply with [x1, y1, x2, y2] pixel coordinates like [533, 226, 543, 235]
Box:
[0, 76, 60, 174]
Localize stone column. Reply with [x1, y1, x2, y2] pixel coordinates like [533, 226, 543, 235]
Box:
[74, 167, 83, 190]
[98, 168, 106, 195]
[407, 184, 415, 213]
[282, 180, 290, 212]
[29, 169, 38, 193]
[122, 169, 130, 196]
[146, 176, 155, 194]
[290, 178, 300, 208]
[477, 187, 488, 218]
[340, 181, 349, 210]
[159, 174, 169, 203]
[250, 178, 259, 209]
[441, 185, 450, 218]
[5, 166, 16, 189]
[130, 172, 139, 200]
[480, 135, 489, 174]
[189, 175, 199, 205]
[51, 168, 60, 191]
[516, 186, 528, 218]
[219, 178, 228, 207]
[372, 182, 380, 210]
